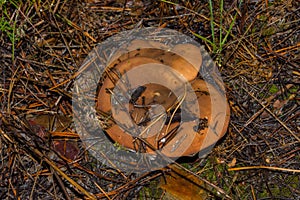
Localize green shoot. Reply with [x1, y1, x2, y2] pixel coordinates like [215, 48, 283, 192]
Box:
[208, 0, 216, 52]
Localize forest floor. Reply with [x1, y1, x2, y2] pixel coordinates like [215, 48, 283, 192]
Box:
[0, 0, 299, 199]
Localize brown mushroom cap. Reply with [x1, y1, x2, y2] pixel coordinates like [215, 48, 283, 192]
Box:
[107, 40, 202, 82]
[170, 43, 202, 81]
[97, 57, 161, 112]
[95, 40, 230, 157]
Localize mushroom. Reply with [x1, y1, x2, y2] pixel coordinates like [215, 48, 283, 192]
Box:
[106, 40, 202, 82]
[96, 40, 230, 157]
[158, 79, 230, 157]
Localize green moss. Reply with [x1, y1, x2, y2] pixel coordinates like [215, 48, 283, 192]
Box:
[262, 26, 277, 36]
[257, 175, 299, 198]
[269, 84, 279, 94]
[289, 85, 299, 94]
[138, 179, 162, 199]
[258, 15, 268, 21]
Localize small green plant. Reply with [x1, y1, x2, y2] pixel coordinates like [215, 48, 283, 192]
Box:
[194, 0, 238, 55]
[269, 84, 279, 94]
[0, 0, 21, 60]
[159, 0, 238, 64]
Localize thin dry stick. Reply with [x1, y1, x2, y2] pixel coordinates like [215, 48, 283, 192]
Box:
[28, 147, 96, 199]
[0, 127, 14, 143]
[93, 181, 112, 200]
[49, 56, 97, 91]
[51, 167, 71, 200]
[29, 161, 43, 200]
[164, 84, 186, 135]
[94, 172, 162, 198]
[138, 89, 185, 139]
[19, 79, 49, 107]
[7, 65, 21, 113]
[228, 166, 300, 173]
[56, 14, 96, 42]
[243, 84, 294, 128]
[99, 151, 127, 179]
[243, 87, 300, 142]
[251, 185, 257, 200]
[52, 13, 77, 66]
[261, 42, 300, 56]
[17, 8, 66, 65]
[95, 6, 131, 12]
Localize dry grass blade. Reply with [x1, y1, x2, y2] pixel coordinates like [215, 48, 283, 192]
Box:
[164, 84, 187, 135]
[228, 166, 300, 173]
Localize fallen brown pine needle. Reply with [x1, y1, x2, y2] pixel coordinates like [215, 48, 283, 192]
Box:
[228, 166, 300, 173]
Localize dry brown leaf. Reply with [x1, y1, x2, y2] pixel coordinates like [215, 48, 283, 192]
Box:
[227, 157, 237, 168]
[159, 169, 208, 200]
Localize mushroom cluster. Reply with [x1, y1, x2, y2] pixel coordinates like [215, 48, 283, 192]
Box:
[96, 40, 230, 157]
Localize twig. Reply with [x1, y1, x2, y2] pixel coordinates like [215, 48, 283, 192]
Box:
[228, 165, 300, 173]
[242, 87, 300, 142]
